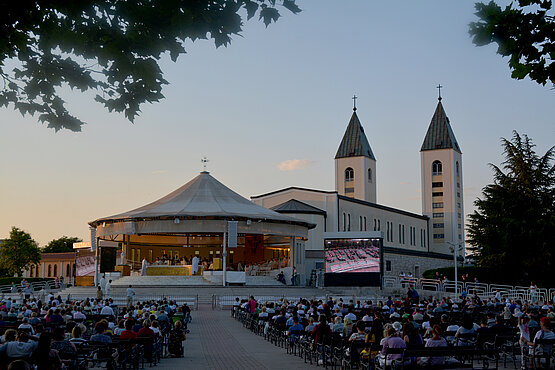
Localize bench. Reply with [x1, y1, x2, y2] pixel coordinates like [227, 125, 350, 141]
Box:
[376, 347, 500, 369]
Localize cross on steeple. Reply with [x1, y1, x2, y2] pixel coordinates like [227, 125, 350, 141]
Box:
[437, 84, 443, 101]
[352, 94, 357, 111]
[201, 156, 209, 172]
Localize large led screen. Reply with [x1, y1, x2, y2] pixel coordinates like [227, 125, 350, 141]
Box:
[325, 238, 381, 273]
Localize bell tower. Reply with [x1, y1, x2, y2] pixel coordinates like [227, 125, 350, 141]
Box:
[420, 89, 464, 255]
[335, 98, 377, 203]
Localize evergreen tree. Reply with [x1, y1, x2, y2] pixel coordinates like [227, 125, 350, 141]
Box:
[0, 227, 42, 276]
[467, 131, 555, 283]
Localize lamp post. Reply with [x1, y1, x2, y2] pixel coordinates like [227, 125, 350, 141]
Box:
[447, 241, 462, 297]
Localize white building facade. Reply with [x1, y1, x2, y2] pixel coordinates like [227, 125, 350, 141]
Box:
[252, 98, 464, 284]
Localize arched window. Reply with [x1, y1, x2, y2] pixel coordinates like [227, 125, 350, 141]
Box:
[29, 265, 34, 277]
[48, 265, 52, 277]
[345, 167, 354, 182]
[432, 160, 442, 175]
[53, 264, 58, 277]
[66, 264, 71, 277]
[368, 168, 372, 182]
[343, 213, 346, 232]
[456, 161, 459, 176]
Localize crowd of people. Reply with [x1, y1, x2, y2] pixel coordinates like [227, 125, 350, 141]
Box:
[235, 292, 555, 368]
[0, 292, 191, 369]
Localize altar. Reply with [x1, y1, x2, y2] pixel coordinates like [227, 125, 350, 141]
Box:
[146, 265, 204, 276]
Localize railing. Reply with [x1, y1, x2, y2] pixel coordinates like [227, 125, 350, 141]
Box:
[0, 279, 63, 294]
[383, 276, 555, 302]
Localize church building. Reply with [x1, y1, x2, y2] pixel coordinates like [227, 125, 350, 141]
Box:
[251, 95, 465, 284]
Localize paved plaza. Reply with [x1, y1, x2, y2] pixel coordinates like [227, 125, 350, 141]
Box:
[156, 305, 314, 370]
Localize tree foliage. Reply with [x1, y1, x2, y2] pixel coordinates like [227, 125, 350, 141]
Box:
[466, 131, 555, 283]
[0, 227, 42, 277]
[43, 236, 82, 253]
[469, 1, 555, 87]
[0, 0, 301, 131]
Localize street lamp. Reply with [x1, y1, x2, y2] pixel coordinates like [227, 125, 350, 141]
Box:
[446, 241, 463, 297]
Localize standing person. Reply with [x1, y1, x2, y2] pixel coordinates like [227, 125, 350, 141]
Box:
[518, 315, 533, 369]
[96, 285, 103, 301]
[192, 255, 199, 275]
[248, 296, 257, 313]
[141, 258, 148, 276]
[126, 285, 135, 308]
[529, 282, 538, 303]
[105, 280, 112, 299]
[99, 274, 106, 294]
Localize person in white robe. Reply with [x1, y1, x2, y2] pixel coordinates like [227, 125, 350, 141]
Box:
[141, 258, 149, 276]
[192, 255, 199, 275]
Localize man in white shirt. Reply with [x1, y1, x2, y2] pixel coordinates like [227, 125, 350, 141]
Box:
[126, 285, 135, 308]
[100, 302, 114, 316]
[345, 311, 357, 322]
[99, 274, 106, 294]
[105, 280, 112, 299]
[73, 308, 86, 320]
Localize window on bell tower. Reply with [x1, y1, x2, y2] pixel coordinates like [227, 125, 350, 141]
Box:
[432, 160, 442, 175]
[368, 168, 372, 182]
[345, 168, 354, 182]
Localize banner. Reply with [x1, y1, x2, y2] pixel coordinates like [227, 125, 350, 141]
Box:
[228, 221, 238, 247]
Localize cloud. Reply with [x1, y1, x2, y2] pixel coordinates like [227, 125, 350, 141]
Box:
[277, 159, 312, 171]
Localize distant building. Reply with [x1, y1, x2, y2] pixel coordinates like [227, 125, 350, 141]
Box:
[22, 252, 76, 280]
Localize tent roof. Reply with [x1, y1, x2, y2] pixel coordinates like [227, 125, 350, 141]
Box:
[89, 172, 313, 229]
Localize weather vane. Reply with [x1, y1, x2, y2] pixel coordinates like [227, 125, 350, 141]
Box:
[201, 156, 209, 171]
[352, 94, 357, 111]
[437, 84, 443, 101]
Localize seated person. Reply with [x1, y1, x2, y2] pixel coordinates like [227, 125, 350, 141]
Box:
[418, 325, 448, 367]
[89, 322, 112, 344]
[287, 316, 304, 344]
[277, 271, 286, 285]
[0, 331, 37, 359]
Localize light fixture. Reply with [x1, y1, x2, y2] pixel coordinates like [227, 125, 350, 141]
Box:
[174, 218, 180, 224]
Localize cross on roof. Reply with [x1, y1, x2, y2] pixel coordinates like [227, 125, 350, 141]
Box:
[352, 94, 357, 111]
[437, 84, 443, 101]
[201, 156, 209, 171]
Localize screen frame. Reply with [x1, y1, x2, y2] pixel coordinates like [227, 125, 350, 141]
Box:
[323, 235, 383, 287]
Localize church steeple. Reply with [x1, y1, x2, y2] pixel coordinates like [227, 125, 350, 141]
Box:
[335, 111, 376, 160]
[335, 102, 377, 203]
[420, 93, 464, 256]
[421, 100, 461, 153]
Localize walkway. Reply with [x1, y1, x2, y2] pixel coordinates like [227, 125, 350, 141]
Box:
[157, 305, 314, 370]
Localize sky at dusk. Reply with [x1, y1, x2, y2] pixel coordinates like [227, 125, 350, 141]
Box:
[1, 1, 554, 246]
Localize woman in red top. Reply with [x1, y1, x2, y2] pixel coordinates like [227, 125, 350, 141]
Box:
[120, 320, 138, 340]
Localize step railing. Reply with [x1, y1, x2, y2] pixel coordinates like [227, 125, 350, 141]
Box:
[383, 276, 554, 302]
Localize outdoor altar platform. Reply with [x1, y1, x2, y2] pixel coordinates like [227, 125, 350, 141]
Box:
[146, 265, 197, 276]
